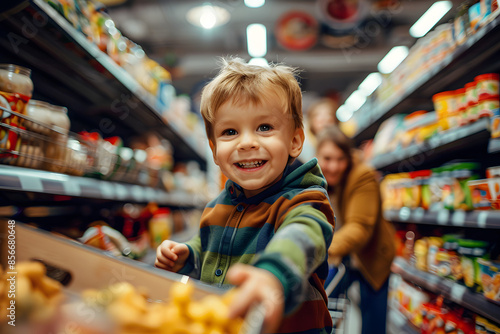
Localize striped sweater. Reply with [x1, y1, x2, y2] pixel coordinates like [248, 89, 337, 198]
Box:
[179, 158, 335, 334]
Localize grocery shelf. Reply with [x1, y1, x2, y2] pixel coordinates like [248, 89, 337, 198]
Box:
[370, 118, 490, 172]
[0, 165, 207, 208]
[384, 208, 500, 229]
[392, 257, 500, 324]
[353, 13, 500, 144]
[0, 0, 207, 169]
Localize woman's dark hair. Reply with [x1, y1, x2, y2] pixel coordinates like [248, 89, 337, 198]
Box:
[316, 125, 354, 174]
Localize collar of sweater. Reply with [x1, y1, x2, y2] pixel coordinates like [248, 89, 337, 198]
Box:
[224, 158, 327, 205]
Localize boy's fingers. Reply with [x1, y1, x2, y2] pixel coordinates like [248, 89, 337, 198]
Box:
[227, 265, 256, 318]
[158, 245, 178, 262]
[172, 244, 189, 258]
[154, 252, 176, 267]
[226, 264, 250, 285]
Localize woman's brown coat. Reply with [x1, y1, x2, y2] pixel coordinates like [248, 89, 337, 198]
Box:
[328, 156, 396, 291]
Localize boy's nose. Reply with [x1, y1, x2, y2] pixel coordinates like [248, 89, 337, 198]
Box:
[237, 132, 259, 150]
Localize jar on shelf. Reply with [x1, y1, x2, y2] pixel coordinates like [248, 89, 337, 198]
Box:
[64, 136, 89, 176]
[25, 100, 53, 135]
[44, 104, 70, 173]
[475, 73, 499, 100]
[49, 103, 70, 134]
[454, 88, 468, 125]
[0, 64, 33, 157]
[465, 81, 478, 106]
[12, 99, 52, 170]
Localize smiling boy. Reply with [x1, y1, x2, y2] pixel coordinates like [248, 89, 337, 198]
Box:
[155, 58, 335, 333]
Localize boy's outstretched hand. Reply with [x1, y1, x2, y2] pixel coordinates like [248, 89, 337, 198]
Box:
[227, 264, 285, 333]
[155, 240, 190, 272]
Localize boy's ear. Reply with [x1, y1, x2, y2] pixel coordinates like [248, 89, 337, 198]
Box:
[209, 139, 219, 165]
[289, 127, 305, 158]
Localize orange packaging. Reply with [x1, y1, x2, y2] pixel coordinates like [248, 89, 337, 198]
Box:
[465, 81, 478, 107]
[432, 91, 456, 120]
[475, 73, 500, 100]
[477, 97, 499, 118]
[468, 179, 492, 210]
[454, 88, 468, 112]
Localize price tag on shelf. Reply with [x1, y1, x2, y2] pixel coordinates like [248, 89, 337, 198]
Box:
[437, 209, 450, 225]
[477, 211, 489, 228]
[145, 187, 156, 202]
[131, 185, 144, 202]
[399, 207, 411, 221]
[19, 174, 44, 193]
[62, 179, 82, 197]
[446, 130, 459, 143]
[450, 284, 467, 303]
[451, 210, 466, 226]
[99, 181, 115, 199]
[114, 183, 128, 200]
[425, 274, 440, 287]
[413, 207, 425, 222]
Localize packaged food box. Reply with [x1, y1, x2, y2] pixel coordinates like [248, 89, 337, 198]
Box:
[478, 259, 500, 304]
[467, 177, 500, 209]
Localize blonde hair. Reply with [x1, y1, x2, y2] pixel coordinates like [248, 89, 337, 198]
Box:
[200, 57, 303, 141]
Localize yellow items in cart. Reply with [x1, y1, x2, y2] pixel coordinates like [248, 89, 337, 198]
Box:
[82, 281, 243, 334]
[0, 261, 64, 324]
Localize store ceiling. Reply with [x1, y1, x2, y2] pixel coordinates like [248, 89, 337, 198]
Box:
[106, 0, 458, 106]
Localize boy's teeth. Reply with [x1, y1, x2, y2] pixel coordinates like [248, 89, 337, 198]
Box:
[238, 160, 264, 168]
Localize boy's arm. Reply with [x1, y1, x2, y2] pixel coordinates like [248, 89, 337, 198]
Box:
[252, 191, 334, 314]
[177, 235, 202, 279]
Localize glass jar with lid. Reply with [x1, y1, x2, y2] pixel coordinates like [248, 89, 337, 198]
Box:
[26, 100, 53, 135]
[0, 64, 34, 155]
[44, 104, 70, 173]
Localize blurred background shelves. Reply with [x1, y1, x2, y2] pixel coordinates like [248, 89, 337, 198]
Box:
[392, 257, 500, 325]
[353, 14, 500, 144]
[0, 0, 207, 169]
[384, 207, 500, 229]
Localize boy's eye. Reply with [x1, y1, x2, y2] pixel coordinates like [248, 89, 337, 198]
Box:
[222, 129, 237, 136]
[258, 124, 273, 132]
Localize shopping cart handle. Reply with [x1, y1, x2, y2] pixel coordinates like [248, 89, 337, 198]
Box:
[324, 262, 346, 296]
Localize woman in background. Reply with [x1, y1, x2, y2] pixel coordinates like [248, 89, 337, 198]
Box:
[316, 125, 396, 334]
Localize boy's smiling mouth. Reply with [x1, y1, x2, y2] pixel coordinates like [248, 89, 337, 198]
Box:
[235, 160, 267, 169]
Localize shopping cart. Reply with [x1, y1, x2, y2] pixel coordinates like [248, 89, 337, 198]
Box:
[325, 263, 350, 334]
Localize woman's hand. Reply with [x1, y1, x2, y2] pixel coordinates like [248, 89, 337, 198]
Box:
[154, 240, 189, 272]
[227, 264, 284, 333]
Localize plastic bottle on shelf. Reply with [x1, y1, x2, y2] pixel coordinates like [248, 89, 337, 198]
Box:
[149, 207, 173, 248]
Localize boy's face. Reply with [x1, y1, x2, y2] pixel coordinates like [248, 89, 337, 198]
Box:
[210, 97, 304, 198]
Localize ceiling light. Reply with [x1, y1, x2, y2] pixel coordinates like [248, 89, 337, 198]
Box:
[409, 1, 452, 38]
[377, 46, 409, 74]
[336, 105, 354, 122]
[245, 0, 265, 8]
[248, 58, 269, 67]
[345, 90, 367, 111]
[358, 72, 383, 96]
[247, 24, 267, 58]
[186, 3, 230, 30]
